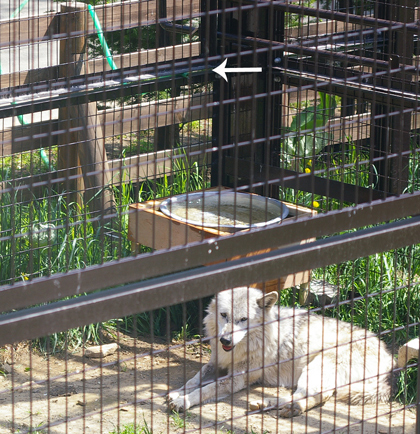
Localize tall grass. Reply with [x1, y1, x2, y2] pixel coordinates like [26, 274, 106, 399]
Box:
[0, 152, 208, 351]
[0, 189, 132, 285]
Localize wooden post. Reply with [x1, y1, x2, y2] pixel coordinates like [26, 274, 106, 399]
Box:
[58, 2, 85, 204]
[59, 2, 116, 221]
[220, 3, 269, 196]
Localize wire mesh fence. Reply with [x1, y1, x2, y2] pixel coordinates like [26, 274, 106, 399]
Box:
[1, 0, 420, 432]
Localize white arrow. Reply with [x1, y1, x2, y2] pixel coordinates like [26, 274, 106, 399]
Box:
[213, 58, 262, 82]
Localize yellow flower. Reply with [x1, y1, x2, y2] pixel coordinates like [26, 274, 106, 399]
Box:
[304, 168, 311, 174]
[312, 201, 320, 208]
[21, 273, 29, 281]
[307, 159, 312, 167]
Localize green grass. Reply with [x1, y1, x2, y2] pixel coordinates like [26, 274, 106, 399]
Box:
[109, 420, 152, 434]
[170, 410, 191, 430]
[0, 150, 208, 351]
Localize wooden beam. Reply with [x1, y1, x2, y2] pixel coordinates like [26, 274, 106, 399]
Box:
[0, 42, 200, 90]
[108, 142, 209, 186]
[91, 42, 201, 72]
[0, 13, 58, 48]
[0, 142, 209, 201]
[0, 0, 200, 48]
[100, 93, 213, 136]
[0, 93, 213, 156]
[287, 20, 354, 39]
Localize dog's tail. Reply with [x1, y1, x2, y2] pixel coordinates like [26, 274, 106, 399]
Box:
[343, 372, 393, 405]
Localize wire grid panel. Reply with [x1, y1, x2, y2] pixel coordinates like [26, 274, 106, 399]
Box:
[0, 245, 419, 434]
[1, 0, 420, 432]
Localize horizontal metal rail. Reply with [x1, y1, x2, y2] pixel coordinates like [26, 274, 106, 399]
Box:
[1, 215, 420, 346]
[275, 67, 420, 108]
[224, 157, 388, 203]
[1, 190, 420, 313]
[237, 0, 420, 34]
[0, 63, 210, 118]
[0, 92, 212, 157]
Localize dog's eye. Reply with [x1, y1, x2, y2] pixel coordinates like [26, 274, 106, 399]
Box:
[240, 317, 248, 322]
[220, 312, 227, 318]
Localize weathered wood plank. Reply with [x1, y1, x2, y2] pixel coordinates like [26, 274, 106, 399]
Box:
[91, 42, 201, 72]
[0, 0, 200, 48]
[0, 42, 200, 89]
[287, 20, 355, 39]
[0, 142, 209, 201]
[100, 93, 213, 136]
[109, 142, 209, 185]
[90, 0, 200, 33]
[0, 14, 58, 48]
[0, 93, 213, 156]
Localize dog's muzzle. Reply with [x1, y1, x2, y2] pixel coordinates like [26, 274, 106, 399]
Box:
[220, 337, 234, 352]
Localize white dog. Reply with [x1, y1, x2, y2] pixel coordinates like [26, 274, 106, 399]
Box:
[168, 287, 393, 417]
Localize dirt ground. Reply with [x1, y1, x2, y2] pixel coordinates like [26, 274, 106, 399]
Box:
[0, 336, 416, 434]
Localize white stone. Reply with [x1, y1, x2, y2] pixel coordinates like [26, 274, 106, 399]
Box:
[85, 343, 119, 358]
[397, 338, 419, 368]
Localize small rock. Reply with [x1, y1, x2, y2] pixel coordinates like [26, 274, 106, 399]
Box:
[300, 280, 339, 306]
[85, 343, 119, 358]
[397, 338, 419, 368]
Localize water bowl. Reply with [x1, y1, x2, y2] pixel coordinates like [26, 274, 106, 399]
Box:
[159, 191, 289, 232]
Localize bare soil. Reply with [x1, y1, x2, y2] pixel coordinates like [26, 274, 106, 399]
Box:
[0, 337, 416, 434]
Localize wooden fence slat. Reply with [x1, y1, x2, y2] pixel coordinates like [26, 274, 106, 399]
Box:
[108, 142, 209, 185]
[287, 20, 354, 39]
[0, 42, 200, 90]
[0, 142, 209, 201]
[4, 107, 417, 159]
[0, 14, 57, 48]
[0, 0, 201, 48]
[101, 93, 213, 136]
[0, 93, 213, 157]
[92, 42, 201, 72]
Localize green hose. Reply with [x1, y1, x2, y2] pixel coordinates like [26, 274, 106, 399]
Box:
[87, 4, 118, 71]
[87, 4, 188, 87]
[14, 106, 51, 169]
[10, 0, 30, 19]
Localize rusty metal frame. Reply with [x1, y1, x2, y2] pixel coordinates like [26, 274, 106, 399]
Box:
[1, 214, 420, 346]
[2, 190, 420, 314]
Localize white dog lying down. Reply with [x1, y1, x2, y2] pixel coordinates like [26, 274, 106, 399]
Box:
[168, 287, 393, 417]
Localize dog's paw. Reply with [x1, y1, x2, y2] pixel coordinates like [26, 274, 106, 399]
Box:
[167, 391, 190, 413]
[278, 403, 303, 418]
[249, 400, 269, 412]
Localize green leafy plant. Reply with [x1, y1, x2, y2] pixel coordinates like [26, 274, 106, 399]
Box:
[282, 92, 340, 171]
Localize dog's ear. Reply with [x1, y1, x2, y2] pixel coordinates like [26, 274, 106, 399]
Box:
[256, 291, 278, 309]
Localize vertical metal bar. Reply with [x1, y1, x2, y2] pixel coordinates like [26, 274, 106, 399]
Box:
[210, 0, 224, 188]
[154, 0, 180, 152]
[372, 0, 414, 196]
[267, 3, 284, 200]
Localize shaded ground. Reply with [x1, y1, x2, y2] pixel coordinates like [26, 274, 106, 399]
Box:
[0, 337, 416, 434]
